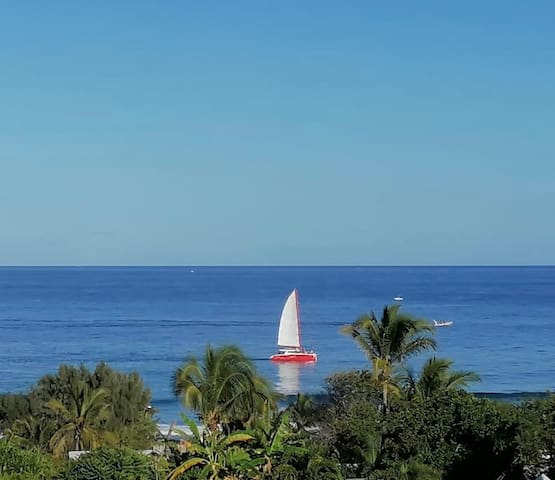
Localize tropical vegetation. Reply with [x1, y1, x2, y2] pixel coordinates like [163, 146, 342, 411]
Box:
[340, 304, 436, 408]
[59, 447, 166, 480]
[1, 305, 555, 479]
[172, 344, 276, 433]
[0, 363, 157, 458]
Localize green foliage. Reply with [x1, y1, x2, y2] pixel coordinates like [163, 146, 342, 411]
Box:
[319, 371, 383, 477]
[370, 460, 442, 480]
[47, 384, 111, 458]
[267, 463, 298, 480]
[286, 394, 317, 433]
[325, 370, 382, 409]
[401, 356, 480, 400]
[356, 391, 517, 479]
[0, 395, 35, 432]
[0, 363, 156, 454]
[251, 408, 342, 480]
[0, 439, 58, 480]
[341, 305, 436, 407]
[35, 363, 156, 447]
[3, 344, 555, 480]
[116, 421, 159, 450]
[255, 410, 307, 476]
[514, 395, 555, 479]
[88, 364, 153, 428]
[59, 447, 162, 480]
[168, 414, 260, 479]
[6, 415, 56, 450]
[260, 439, 341, 480]
[173, 345, 277, 432]
[305, 452, 343, 480]
[319, 367, 521, 480]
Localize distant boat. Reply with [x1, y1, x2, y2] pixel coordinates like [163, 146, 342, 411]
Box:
[270, 289, 317, 363]
[393, 295, 404, 302]
[434, 320, 453, 327]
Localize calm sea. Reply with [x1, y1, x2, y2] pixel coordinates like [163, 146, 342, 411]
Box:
[1, 266, 554, 422]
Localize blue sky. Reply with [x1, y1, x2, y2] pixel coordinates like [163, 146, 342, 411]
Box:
[1, 1, 554, 265]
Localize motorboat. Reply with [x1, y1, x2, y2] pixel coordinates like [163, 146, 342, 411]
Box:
[433, 320, 453, 327]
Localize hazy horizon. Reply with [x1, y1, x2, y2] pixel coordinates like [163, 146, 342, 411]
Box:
[1, 264, 554, 268]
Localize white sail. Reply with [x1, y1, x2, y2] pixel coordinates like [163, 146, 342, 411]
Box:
[277, 289, 301, 349]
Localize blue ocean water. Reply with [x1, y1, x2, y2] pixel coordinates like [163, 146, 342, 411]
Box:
[1, 266, 554, 423]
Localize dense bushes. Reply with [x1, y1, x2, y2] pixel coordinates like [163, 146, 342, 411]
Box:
[59, 447, 165, 480]
[515, 395, 555, 478]
[316, 370, 555, 480]
[0, 439, 57, 480]
[0, 363, 157, 457]
[2, 337, 555, 479]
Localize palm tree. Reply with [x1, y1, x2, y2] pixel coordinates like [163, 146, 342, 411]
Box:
[7, 414, 56, 449]
[341, 305, 436, 409]
[46, 382, 110, 457]
[172, 344, 276, 432]
[402, 356, 480, 400]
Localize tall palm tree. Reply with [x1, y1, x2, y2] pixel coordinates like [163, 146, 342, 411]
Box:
[402, 356, 480, 400]
[172, 344, 276, 432]
[341, 305, 436, 409]
[46, 382, 110, 457]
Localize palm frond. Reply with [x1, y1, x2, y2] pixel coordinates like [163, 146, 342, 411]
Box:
[401, 336, 437, 360]
[416, 356, 480, 398]
[179, 413, 202, 441]
[445, 370, 481, 390]
[167, 457, 207, 480]
[221, 432, 254, 447]
[46, 399, 71, 420]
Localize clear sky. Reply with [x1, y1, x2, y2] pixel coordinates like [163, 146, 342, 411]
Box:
[1, 1, 554, 265]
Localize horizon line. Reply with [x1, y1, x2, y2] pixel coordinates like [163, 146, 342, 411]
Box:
[0, 264, 554, 268]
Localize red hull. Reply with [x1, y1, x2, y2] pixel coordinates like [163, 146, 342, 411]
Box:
[270, 352, 317, 363]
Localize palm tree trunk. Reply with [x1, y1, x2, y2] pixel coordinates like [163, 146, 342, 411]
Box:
[382, 381, 388, 411]
[207, 411, 219, 433]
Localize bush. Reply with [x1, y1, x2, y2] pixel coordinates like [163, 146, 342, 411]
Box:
[319, 371, 521, 480]
[0, 439, 57, 480]
[0, 363, 157, 451]
[60, 447, 163, 480]
[515, 395, 555, 479]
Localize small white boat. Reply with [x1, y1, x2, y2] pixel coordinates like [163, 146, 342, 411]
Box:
[434, 320, 453, 327]
[270, 289, 317, 363]
[393, 295, 403, 302]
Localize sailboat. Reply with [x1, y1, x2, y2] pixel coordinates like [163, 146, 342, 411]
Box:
[270, 289, 317, 363]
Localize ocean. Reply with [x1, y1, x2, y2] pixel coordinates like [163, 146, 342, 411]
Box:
[1, 266, 554, 423]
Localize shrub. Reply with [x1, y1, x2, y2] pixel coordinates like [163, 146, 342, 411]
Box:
[60, 447, 163, 480]
[0, 439, 57, 480]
